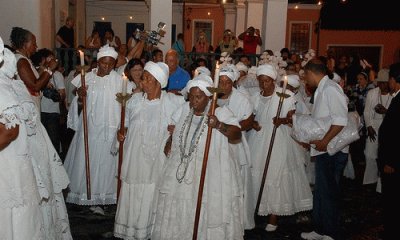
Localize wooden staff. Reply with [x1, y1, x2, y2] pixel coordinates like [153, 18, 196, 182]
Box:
[254, 78, 289, 220]
[116, 88, 132, 200]
[192, 62, 221, 240]
[81, 68, 91, 200]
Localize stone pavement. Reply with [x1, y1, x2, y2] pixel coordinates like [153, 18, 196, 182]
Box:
[67, 177, 383, 240]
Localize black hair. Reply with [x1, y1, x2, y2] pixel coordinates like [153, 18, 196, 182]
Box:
[389, 62, 400, 83]
[30, 48, 54, 67]
[177, 33, 184, 40]
[10, 27, 32, 49]
[304, 59, 328, 76]
[152, 48, 163, 57]
[125, 58, 144, 71]
[105, 28, 114, 36]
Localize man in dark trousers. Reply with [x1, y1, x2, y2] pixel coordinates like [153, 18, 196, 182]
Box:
[377, 62, 400, 240]
[56, 17, 74, 73]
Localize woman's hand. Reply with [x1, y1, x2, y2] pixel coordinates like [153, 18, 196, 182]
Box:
[252, 120, 262, 131]
[208, 115, 220, 129]
[117, 128, 127, 142]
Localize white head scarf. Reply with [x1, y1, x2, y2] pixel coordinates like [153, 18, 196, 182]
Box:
[0, 48, 17, 79]
[144, 61, 169, 88]
[185, 74, 213, 96]
[286, 74, 300, 88]
[219, 64, 239, 82]
[194, 66, 211, 77]
[256, 63, 278, 80]
[97, 44, 118, 60]
[236, 62, 248, 73]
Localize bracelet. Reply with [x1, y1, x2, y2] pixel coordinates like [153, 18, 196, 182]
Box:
[44, 68, 53, 76]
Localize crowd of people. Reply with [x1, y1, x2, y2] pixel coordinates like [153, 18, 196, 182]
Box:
[1, 18, 399, 240]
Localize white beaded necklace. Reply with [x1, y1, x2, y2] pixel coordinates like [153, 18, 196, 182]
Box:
[176, 108, 208, 183]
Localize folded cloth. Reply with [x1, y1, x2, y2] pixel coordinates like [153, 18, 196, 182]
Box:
[292, 111, 361, 155]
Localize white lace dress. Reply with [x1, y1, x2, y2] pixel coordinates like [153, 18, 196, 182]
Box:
[0, 79, 44, 240]
[247, 87, 313, 216]
[152, 103, 244, 240]
[114, 92, 184, 240]
[8, 79, 72, 240]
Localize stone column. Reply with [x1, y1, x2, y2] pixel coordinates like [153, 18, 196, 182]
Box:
[261, 0, 288, 52]
[235, 0, 246, 48]
[244, 0, 264, 53]
[147, 0, 172, 54]
[223, 3, 236, 33]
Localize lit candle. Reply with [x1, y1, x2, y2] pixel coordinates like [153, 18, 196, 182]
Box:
[213, 61, 220, 88]
[79, 50, 85, 67]
[122, 73, 128, 96]
[282, 75, 288, 93]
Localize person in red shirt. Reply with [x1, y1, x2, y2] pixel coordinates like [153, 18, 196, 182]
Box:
[238, 26, 262, 66]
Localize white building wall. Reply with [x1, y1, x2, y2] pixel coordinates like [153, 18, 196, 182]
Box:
[262, 0, 288, 52]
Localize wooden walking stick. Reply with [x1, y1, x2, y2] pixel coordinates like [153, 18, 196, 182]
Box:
[192, 61, 221, 240]
[79, 51, 91, 200]
[116, 74, 132, 200]
[254, 76, 290, 220]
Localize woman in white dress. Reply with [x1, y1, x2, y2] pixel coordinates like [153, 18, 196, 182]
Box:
[2, 37, 72, 240]
[11, 27, 57, 119]
[0, 39, 44, 240]
[247, 64, 312, 232]
[217, 64, 255, 230]
[114, 61, 184, 239]
[64, 45, 132, 210]
[152, 75, 244, 240]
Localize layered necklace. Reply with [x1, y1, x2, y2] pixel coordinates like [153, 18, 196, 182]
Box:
[176, 108, 208, 183]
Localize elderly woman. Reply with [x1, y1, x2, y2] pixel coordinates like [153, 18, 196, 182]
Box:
[217, 64, 255, 230]
[114, 61, 185, 240]
[64, 45, 133, 213]
[1, 37, 72, 240]
[11, 27, 58, 118]
[152, 74, 244, 240]
[247, 64, 312, 232]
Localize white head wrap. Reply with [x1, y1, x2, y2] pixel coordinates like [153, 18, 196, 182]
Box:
[219, 64, 239, 82]
[0, 36, 4, 64]
[185, 74, 213, 96]
[97, 44, 118, 60]
[236, 62, 248, 73]
[144, 61, 169, 88]
[286, 74, 300, 88]
[194, 66, 211, 77]
[256, 63, 278, 80]
[331, 72, 341, 83]
[0, 48, 17, 79]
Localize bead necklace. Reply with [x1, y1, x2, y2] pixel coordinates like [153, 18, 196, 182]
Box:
[176, 108, 208, 183]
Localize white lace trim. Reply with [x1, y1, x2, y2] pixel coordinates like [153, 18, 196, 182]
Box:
[0, 104, 22, 129]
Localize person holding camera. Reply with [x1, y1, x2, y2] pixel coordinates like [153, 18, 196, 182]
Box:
[238, 26, 262, 66]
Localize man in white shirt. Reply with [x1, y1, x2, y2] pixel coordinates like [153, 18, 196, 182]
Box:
[300, 59, 348, 240]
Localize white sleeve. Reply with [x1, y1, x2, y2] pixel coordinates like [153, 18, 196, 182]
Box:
[363, 89, 375, 128]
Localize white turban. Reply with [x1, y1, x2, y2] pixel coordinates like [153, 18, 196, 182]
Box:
[0, 37, 4, 64]
[286, 74, 300, 88]
[236, 62, 248, 73]
[0, 48, 17, 79]
[256, 63, 277, 80]
[194, 66, 211, 77]
[185, 74, 213, 96]
[219, 64, 239, 82]
[97, 44, 118, 60]
[376, 69, 389, 82]
[144, 61, 169, 88]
